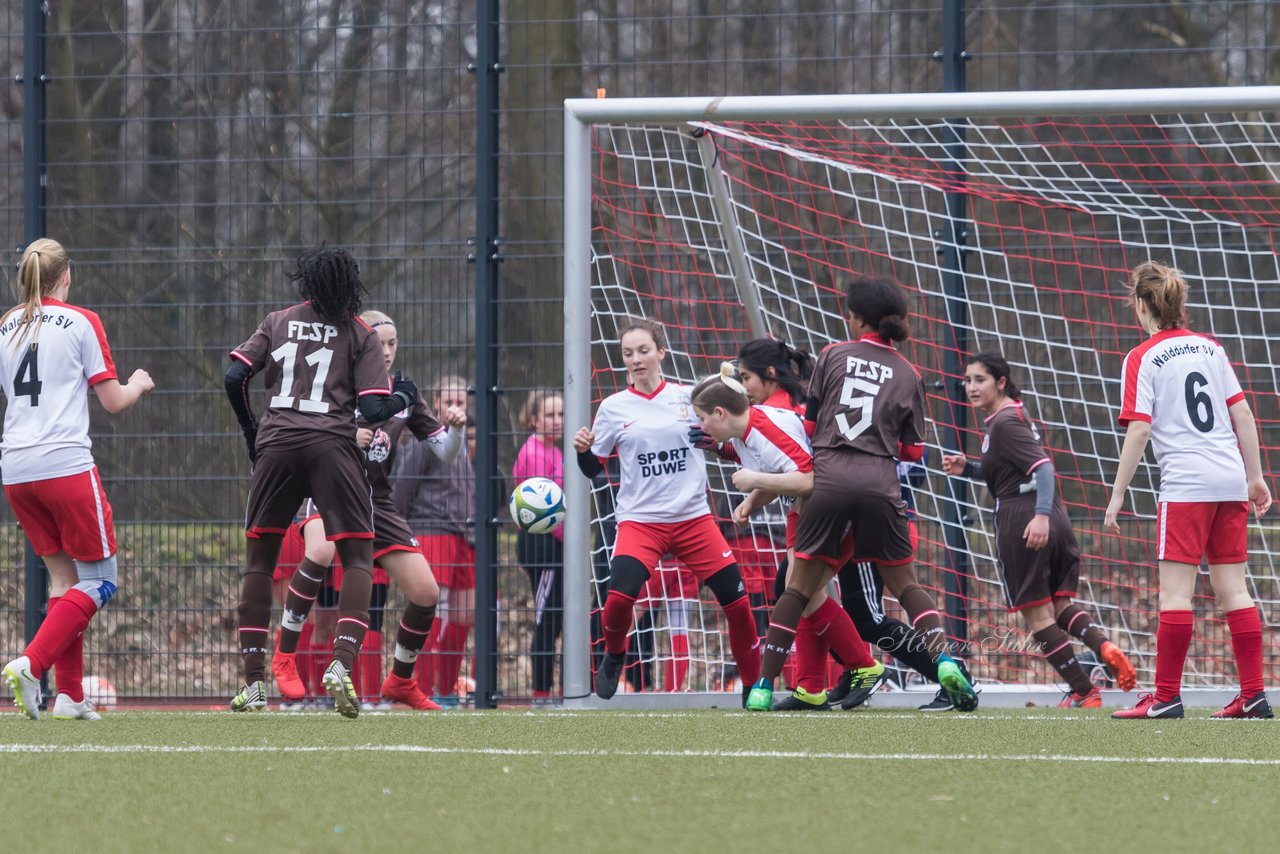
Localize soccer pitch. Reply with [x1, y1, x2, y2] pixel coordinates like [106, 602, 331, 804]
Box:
[2, 709, 1272, 853]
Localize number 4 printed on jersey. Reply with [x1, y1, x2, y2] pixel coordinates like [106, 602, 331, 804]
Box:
[13, 345, 42, 406]
[269, 341, 333, 413]
[837, 376, 881, 440]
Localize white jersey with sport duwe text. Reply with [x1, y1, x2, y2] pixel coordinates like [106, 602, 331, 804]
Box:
[1119, 328, 1247, 502]
[0, 299, 117, 485]
[590, 381, 711, 524]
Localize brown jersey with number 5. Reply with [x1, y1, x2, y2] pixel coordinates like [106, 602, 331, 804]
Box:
[230, 302, 389, 451]
[806, 333, 925, 460]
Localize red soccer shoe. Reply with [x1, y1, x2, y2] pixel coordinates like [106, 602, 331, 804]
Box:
[271, 651, 306, 701]
[381, 674, 443, 710]
[1100, 641, 1138, 692]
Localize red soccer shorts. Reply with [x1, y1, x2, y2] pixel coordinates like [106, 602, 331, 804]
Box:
[5, 468, 116, 561]
[1157, 500, 1248, 565]
[418, 533, 475, 590]
[614, 516, 736, 581]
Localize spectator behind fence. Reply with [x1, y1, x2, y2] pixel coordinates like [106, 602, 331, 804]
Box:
[513, 389, 566, 702]
[393, 374, 475, 707]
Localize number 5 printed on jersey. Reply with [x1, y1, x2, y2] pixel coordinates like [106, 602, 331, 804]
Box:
[269, 341, 334, 414]
[837, 376, 881, 440]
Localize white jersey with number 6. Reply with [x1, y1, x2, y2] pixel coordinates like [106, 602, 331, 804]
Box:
[590, 381, 710, 524]
[0, 298, 117, 485]
[1118, 328, 1247, 502]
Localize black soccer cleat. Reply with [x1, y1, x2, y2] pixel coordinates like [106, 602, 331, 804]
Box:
[771, 687, 830, 711]
[839, 661, 888, 710]
[918, 687, 955, 712]
[825, 668, 854, 707]
[595, 652, 625, 701]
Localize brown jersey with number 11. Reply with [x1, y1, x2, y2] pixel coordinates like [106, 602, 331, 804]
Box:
[231, 302, 389, 451]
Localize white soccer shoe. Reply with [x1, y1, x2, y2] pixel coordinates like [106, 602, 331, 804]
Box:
[322, 661, 361, 719]
[51, 693, 102, 721]
[2, 656, 42, 720]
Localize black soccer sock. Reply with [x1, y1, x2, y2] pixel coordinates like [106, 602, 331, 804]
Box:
[861, 618, 941, 682]
[278, 558, 329, 654]
[1033, 625, 1093, 695]
[392, 602, 438, 679]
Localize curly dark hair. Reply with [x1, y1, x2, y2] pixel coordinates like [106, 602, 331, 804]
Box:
[288, 244, 368, 325]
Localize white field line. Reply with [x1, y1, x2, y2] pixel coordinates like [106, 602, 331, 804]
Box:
[2, 743, 1278, 765]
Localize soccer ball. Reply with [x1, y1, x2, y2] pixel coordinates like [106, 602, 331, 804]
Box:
[509, 477, 566, 535]
[82, 675, 118, 709]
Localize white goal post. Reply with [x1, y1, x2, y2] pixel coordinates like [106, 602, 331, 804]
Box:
[561, 86, 1280, 709]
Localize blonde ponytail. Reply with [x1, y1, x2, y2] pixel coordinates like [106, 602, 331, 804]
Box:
[6, 238, 70, 349]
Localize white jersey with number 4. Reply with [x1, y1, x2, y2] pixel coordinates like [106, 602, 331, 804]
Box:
[0, 299, 117, 485]
[1119, 328, 1247, 502]
[590, 381, 710, 524]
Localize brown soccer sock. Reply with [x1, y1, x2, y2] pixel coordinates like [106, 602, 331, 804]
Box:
[237, 570, 274, 683]
[278, 558, 329, 654]
[331, 540, 375, 671]
[760, 588, 810, 683]
[1033, 625, 1093, 695]
[1056, 603, 1110, 657]
[392, 602, 438, 679]
[896, 583, 948, 656]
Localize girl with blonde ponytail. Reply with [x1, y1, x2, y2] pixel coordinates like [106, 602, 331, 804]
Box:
[1, 239, 155, 721]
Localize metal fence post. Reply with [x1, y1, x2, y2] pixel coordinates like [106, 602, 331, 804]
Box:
[934, 0, 974, 651]
[21, 0, 50, 690]
[472, 0, 502, 709]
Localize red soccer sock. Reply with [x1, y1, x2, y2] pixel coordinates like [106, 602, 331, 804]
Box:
[47, 596, 86, 703]
[663, 634, 690, 692]
[1154, 609, 1194, 703]
[414, 618, 442, 696]
[24, 589, 97, 676]
[357, 630, 384, 701]
[295, 621, 318, 695]
[810, 596, 875, 670]
[722, 596, 761, 686]
[601, 590, 637, 656]
[794, 615, 829, 693]
[1225, 607, 1264, 697]
[435, 621, 471, 697]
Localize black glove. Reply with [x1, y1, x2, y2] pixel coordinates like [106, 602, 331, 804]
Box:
[687, 426, 720, 453]
[391, 371, 418, 411]
[243, 426, 258, 464]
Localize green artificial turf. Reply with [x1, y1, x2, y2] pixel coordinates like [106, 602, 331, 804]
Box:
[1, 708, 1274, 853]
